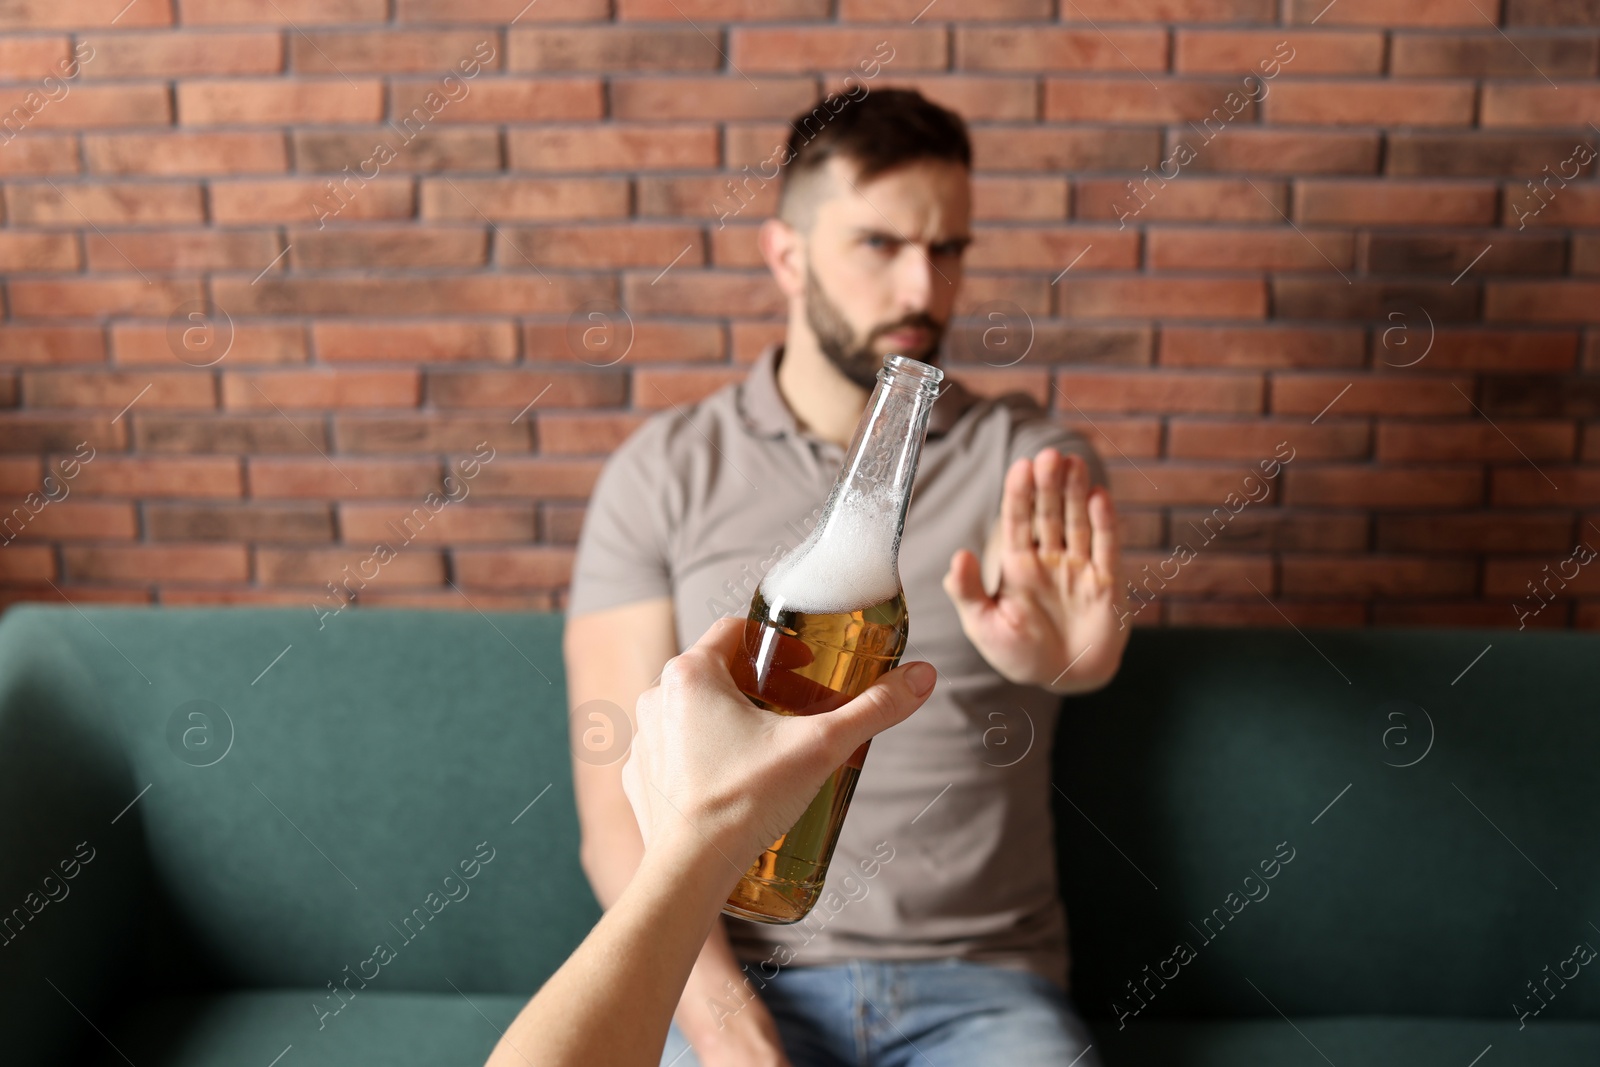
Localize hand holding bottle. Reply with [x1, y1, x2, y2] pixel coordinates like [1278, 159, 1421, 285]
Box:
[622, 615, 938, 884]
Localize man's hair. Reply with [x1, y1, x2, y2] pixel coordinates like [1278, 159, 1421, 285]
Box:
[776, 87, 971, 231]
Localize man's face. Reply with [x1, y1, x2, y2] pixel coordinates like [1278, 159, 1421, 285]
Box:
[798, 156, 972, 391]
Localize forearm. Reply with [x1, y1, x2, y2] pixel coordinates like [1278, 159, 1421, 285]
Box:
[486, 846, 731, 1067]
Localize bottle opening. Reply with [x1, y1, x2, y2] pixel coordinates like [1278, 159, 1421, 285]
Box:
[882, 353, 944, 386]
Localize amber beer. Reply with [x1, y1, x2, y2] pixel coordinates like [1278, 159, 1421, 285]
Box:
[722, 352, 943, 925]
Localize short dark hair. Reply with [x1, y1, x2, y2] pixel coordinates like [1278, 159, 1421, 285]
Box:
[777, 87, 972, 229]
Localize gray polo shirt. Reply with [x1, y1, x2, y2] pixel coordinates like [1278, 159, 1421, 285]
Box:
[566, 341, 1107, 990]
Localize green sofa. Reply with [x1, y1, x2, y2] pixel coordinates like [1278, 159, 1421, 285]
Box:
[0, 603, 1594, 1066]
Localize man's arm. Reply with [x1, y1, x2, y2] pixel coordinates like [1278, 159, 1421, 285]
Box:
[563, 600, 791, 1066]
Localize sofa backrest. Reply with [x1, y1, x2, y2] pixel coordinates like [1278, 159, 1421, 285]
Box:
[1057, 626, 1600, 1024]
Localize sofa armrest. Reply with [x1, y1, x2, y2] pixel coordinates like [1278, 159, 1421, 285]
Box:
[0, 606, 146, 1067]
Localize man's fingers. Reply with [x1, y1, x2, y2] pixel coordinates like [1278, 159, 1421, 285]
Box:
[1001, 457, 1035, 553]
[1035, 449, 1066, 556]
[1064, 453, 1091, 564]
[1088, 488, 1120, 582]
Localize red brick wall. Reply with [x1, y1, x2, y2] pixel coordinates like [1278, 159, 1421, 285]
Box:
[1, 0, 1597, 630]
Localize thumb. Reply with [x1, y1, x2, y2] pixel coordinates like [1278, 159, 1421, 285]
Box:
[810, 660, 937, 761]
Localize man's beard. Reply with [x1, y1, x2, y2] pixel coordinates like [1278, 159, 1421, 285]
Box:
[803, 261, 943, 391]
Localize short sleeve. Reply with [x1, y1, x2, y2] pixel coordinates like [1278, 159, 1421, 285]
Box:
[1005, 401, 1110, 492]
[565, 425, 675, 619]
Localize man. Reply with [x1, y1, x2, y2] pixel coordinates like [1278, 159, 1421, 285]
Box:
[564, 88, 1129, 1066]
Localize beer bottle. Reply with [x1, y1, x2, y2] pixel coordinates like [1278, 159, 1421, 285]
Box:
[723, 352, 944, 924]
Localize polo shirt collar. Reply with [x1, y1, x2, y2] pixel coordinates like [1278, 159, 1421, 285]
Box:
[738, 341, 976, 442]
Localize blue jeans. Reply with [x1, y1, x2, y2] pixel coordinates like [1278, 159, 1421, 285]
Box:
[661, 958, 1103, 1067]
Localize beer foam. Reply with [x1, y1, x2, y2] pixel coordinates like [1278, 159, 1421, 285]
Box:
[760, 492, 901, 614]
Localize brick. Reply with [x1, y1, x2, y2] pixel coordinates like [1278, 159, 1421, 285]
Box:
[84, 230, 280, 271]
[1387, 133, 1591, 178]
[1056, 371, 1263, 414]
[1166, 600, 1366, 627]
[1122, 552, 1275, 597]
[964, 227, 1139, 271]
[973, 177, 1069, 221]
[1505, 0, 1600, 25]
[630, 367, 747, 410]
[1170, 127, 1380, 175]
[970, 128, 1159, 172]
[1044, 79, 1262, 124]
[707, 223, 762, 268]
[397, 0, 609, 18]
[958, 28, 1167, 72]
[180, 0, 385, 24]
[426, 370, 625, 410]
[1378, 419, 1575, 461]
[291, 29, 500, 73]
[84, 132, 286, 175]
[420, 177, 627, 221]
[1481, 376, 1600, 418]
[0, 326, 102, 364]
[1487, 282, 1600, 324]
[1169, 508, 1369, 551]
[0, 135, 78, 176]
[0, 544, 54, 581]
[1503, 185, 1600, 229]
[1290, 0, 1498, 24]
[1281, 556, 1477, 597]
[843, 0, 1049, 16]
[390, 78, 602, 123]
[179, 80, 382, 125]
[0, 231, 78, 270]
[1362, 233, 1562, 278]
[157, 587, 321, 606]
[135, 415, 328, 454]
[1274, 374, 1474, 416]
[248, 458, 443, 500]
[5, 181, 201, 226]
[146, 503, 332, 542]
[624, 271, 785, 318]
[611, 77, 817, 121]
[833, 76, 1026, 123]
[1285, 466, 1482, 507]
[0, 501, 135, 540]
[257, 546, 445, 588]
[214, 275, 611, 316]
[1058, 278, 1266, 320]
[113, 323, 307, 367]
[9, 279, 202, 319]
[638, 175, 779, 220]
[63, 545, 248, 583]
[334, 415, 530, 454]
[1108, 465, 1264, 506]
[211, 178, 414, 225]
[525, 320, 727, 365]
[1161, 326, 1364, 368]
[494, 224, 705, 270]
[507, 125, 716, 172]
[1577, 236, 1600, 276]
[724, 121, 806, 170]
[5, 84, 172, 130]
[68, 456, 241, 498]
[1266, 81, 1476, 125]
[1391, 33, 1597, 78]
[452, 547, 574, 589]
[1296, 181, 1497, 226]
[1482, 85, 1600, 128]
[1168, 419, 1368, 459]
[1148, 227, 1355, 270]
[1408, 329, 1579, 372]
[1060, 0, 1274, 19]
[83, 31, 282, 77]
[1486, 555, 1600, 599]
[1378, 512, 1575, 553]
[294, 129, 502, 173]
[341, 501, 533, 545]
[314, 320, 517, 363]
[0, 0, 170, 27]
[1175, 30, 1381, 75]
[451, 457, 601, 498]
[511, 27, 724, 72]
[22, 370, 212, 410]
[1494, 468, 1600, 506]
[616, 0, 826, 17]
[289, 227, 487, 270]
[1078, 177, 1287, 225]
[1057, 416, 1163, 458]
[535, 412, 648, 455]
[223, 370, 419, 411]
[1273, 280, 1479, 322]
[0, 35, 68, 76]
